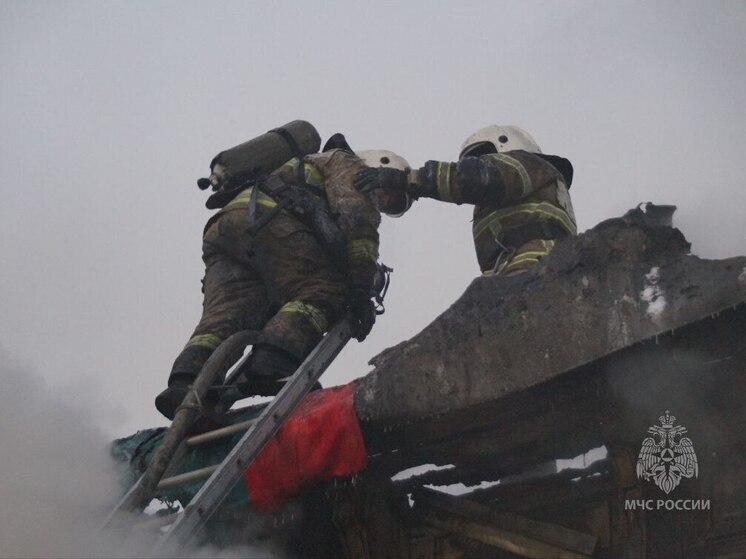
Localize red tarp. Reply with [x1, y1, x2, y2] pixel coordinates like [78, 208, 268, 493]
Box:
[244, 382, 367, 512]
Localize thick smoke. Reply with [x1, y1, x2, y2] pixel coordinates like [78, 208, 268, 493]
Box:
[0, 345, 124, 557]
[0, 346, 281, 558]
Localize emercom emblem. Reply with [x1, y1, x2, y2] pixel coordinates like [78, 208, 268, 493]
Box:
[636, 411, 698, 494]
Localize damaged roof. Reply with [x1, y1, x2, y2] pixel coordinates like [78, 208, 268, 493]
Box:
[355, 212, 746, 434]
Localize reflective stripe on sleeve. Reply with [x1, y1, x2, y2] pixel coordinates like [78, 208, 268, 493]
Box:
[494, 153, 533, 198]
[435, 162, 459, 203]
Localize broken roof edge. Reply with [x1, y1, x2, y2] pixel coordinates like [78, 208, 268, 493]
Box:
[355, 210, 746, 425]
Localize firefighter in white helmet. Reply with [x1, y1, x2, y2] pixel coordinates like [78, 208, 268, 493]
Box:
[356, 149, 413, 217]
[355, 125, 576, 276]
[156, 134, 408, 420]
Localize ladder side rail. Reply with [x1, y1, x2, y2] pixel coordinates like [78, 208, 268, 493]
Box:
[156, 319, 352, 552]
[104, 330, 258, 523]
[101, 436, 191, 530]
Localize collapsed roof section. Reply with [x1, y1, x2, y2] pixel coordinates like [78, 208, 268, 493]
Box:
[341, 206, 746, 558]
[355, 208, 746, 445]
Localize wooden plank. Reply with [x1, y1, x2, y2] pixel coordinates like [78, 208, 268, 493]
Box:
[363, 368, 600, 456]
[469, 460, 610, 506]
[415, 488, 597, 557]
[421, 508, 588, 559]
[421, 430, 602, 490]
[377, 382, 604, 490]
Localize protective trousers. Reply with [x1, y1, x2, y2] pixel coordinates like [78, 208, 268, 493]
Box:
[168, 200, 347, 385]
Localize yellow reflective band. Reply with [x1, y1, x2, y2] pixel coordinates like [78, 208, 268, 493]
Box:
[512, 249, 550, 261]
[507, 255, 540, 267]
[348, 238, 379, 263]
[507, 240, 557, 268]
[473, 202, 577, 240]
[436, 162, 458, 203]
[221, 187, 278, 212]
[475, 203, 577, 235]
[494, 153, 532, 198]
[303, 163, 325, 189]
[185, 333, 223, 350]
[279, 301, 328, 333]
[283, 159, 325, 189]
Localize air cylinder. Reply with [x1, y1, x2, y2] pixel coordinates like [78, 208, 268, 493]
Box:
[199, 120, 321, 192]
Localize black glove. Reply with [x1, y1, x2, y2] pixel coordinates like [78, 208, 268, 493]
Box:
[348, 290, 376, 342]
[355, 167, 408, 194]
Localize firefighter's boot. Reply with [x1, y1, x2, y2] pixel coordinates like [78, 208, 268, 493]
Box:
[155, 375, 194, 421]
[236, 344, 301, 397]
[155, 374, 225, 423]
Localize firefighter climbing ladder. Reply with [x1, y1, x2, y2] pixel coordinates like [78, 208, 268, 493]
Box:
[102, 319, 353, 554]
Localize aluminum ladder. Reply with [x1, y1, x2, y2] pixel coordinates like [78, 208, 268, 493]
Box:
[102, 319, 353, 554]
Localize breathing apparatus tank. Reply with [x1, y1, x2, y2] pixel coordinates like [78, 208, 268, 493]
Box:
[198, 120, 321, 208]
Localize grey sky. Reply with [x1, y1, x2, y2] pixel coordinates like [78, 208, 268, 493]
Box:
[1, 1, 745, 437]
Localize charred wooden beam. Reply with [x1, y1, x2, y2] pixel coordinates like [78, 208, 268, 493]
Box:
[414, 487, 597, 558]
[469, 460, 611, 508]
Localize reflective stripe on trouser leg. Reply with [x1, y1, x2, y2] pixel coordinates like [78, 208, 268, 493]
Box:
[169, 334, 226, 381]
[170, 213, 269, 382]
[278, 300, 328, 334]
[504, 240, 556, 272]
[183, 333, 223, 352]
[347, 238, 379, 266]
[260, 300, 329, 359]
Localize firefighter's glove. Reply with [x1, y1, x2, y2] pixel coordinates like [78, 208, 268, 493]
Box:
[349, 290, 376, 342]
[355, 167, 408, 195]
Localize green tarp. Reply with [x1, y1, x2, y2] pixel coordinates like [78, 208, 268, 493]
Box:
[111, 404, 267, 509]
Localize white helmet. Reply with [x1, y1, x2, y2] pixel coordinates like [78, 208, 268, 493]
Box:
[356, 149, 412, 217]
[459, 125, 541, 158]
[356, 149, 410, 172]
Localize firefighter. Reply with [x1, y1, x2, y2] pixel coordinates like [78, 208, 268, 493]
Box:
[355, 125, 576, 276]
[155, 141, 410, 420]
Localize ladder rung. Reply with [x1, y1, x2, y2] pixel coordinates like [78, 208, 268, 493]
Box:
[185, 418, 257, 447]
[157, 465, 218, 489]
[132, 510, 183, 533]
